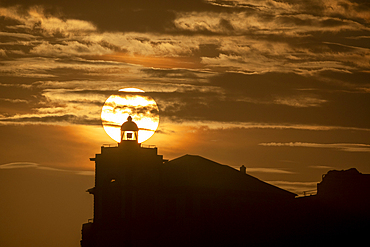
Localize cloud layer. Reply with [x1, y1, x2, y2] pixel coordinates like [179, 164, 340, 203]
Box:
[0, 0, 370, 188]
[259, 142, 370, 152]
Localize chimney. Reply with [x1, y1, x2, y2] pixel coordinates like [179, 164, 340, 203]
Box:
[240, 165, 246, 174]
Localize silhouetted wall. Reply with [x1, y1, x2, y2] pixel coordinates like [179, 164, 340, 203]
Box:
[81, 147, 370, 247]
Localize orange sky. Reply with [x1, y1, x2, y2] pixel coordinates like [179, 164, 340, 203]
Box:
[1, 1, 370, 246]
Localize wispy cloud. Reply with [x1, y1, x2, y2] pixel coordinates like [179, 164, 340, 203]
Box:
[267, 180, 318, 196]
[0, 31, 36, 40]
[0, 6, 96, 37]
[309, 165, 334, 169]
[205, 0, 370, 23]
[273, 96, 328, 107]
[246, 167, 295, 174]
[30, 41, 113, 57]
[0, 162, 39, 169]
[259, 142, 370, 152]
[0, 162, 94, 175]
[174, 11, 369, 36]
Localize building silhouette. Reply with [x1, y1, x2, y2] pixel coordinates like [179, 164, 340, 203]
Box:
[81, 117, 370, 246]
[294, 168, 370, 246]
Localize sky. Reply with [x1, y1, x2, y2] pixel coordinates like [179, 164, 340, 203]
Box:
[1, 0, 370, 246]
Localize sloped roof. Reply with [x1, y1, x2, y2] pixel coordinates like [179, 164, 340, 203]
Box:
[163, 154, 296, 198]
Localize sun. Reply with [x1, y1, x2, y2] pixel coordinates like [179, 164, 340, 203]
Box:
[101, 88, 159, 143]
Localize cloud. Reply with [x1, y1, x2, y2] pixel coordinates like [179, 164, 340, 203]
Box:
[0, 162, 94, 175]
[155, 118, 370, 132]
[0, 162, 39, 169]
[267, 180, 318, 188]
[0, 114, 101, 126]
[206, 0, 370, 23]
[309, 165, 334, 169]
[0, 31, 36, 40]
[259, 142, 370, 152]
[1, 70, 369, 131]
[0, 56, 142, 79]
[173, 3, 370, 35]
[30, 41, 113, 57]
[245, 167, 295, 174]
[0, 49, 6, 57]
[0, 3, 369, 131]
[0, 5, 96, 37]
[267, 180, 318, 196]
[0, 98, 29, 103]
[273, 96, 328, 107]
[200, 42, 363, 74]
[1, 3, 369, 77]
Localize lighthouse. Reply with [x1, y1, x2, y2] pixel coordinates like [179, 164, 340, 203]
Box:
[81, 117, 296, 247]
[81, 116, 165, 247]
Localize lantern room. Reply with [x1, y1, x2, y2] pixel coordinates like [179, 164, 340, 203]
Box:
[120, 116, 139, 142]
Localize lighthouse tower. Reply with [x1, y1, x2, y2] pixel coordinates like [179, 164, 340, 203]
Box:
[81, 116, 165, 247]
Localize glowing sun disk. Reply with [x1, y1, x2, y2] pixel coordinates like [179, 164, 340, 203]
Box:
[101, 89, 159, 143]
